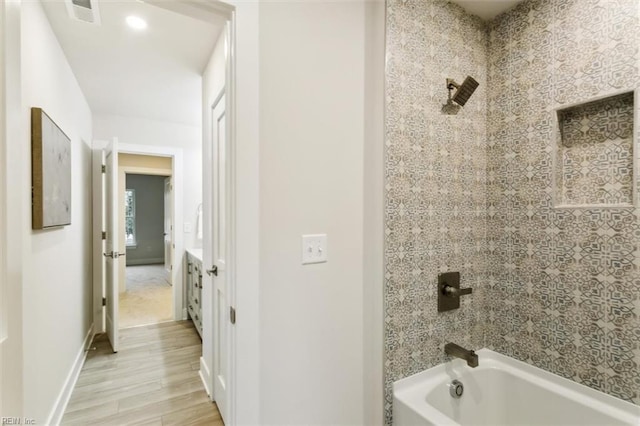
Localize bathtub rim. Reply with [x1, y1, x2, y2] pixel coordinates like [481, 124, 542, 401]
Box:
[392, 348, 640, 425]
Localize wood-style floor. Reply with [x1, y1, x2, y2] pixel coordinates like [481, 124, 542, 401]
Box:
[61, 321, 223, 426]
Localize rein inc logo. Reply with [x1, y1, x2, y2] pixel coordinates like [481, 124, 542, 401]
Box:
[1, 418, 35, 425]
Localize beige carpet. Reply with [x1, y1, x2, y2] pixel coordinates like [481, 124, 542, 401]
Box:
[119, 264, 172, 329]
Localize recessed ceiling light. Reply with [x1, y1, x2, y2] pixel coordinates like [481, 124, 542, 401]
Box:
[126, 16, 147, 30]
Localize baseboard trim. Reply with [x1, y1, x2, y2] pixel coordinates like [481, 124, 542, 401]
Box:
[200, 356, 213, 400]
[126, 258, 164, 266]
[47, 324, 94, 426]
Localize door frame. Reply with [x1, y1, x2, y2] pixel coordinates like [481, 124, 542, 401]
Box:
[118, 144, 183, 322]
[91, 146, 106, 331]
[163, 176, 173, 280]
[0, 0, 7, 351]
[0, 2, 7, 415]
[0, 0, 24, 415]
[92, 143, 184, 332]
[118, 165, 173, 293]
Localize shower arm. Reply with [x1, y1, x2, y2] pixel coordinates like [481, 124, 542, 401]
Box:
[445, 79, 457, 103]
[446, 78, 460, 91]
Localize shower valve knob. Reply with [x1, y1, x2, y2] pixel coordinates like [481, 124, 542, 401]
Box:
[443, 284, 472, 297]
[438, 272, 472, 312]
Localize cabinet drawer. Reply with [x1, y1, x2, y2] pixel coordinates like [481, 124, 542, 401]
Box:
[186, 252, 203, 339]
[191, 292, 201, 309]
[187, 303, 195, 320]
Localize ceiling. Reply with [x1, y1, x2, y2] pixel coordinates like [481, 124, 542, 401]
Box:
[449, 0, 524, 21]
[42, 0, 521, 126]
[42, 0, 223, 126]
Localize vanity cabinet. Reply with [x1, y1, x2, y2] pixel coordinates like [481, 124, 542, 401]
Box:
[186, 249, 203, 338]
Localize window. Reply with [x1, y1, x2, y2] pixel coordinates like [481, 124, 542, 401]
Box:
[125, 189, 136, 246]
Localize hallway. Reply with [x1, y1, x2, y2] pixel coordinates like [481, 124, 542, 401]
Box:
[61, 321, 222, 426]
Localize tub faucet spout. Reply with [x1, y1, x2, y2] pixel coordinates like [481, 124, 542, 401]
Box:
[445, 343, 478, 368]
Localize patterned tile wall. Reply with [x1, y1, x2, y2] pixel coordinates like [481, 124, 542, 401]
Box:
[557, 92, 635, 206]
[386, 0, 640, 422]
[486, 0, 640, 406]
[384, 0, 488, 423]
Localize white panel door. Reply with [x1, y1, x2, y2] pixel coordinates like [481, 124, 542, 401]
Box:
[104, 139, 120, 353]
[212, 93, 229, 423]
[164, 176, 172, 282]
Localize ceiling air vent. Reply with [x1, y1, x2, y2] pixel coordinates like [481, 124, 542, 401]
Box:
[65, 0, 101, 25]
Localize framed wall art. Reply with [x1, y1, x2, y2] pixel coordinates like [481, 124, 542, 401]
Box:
[31, 107, 71, 229]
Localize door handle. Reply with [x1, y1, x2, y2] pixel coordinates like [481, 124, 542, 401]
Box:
[103, 251, 126, 258]
[206, 265, 218, 276]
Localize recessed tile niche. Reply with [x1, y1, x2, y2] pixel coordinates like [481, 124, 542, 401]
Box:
[555, 92, 635, 207]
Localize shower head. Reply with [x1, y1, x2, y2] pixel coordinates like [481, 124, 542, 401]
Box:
[447, 76, 479, 107]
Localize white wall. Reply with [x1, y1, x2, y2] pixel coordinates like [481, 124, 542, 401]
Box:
[258, 2, 366, 423]
[21, 0, 94, 423]
[93, 114, 202, 252]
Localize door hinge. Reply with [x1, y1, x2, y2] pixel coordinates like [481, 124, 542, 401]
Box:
[101, 164, 106, 173]
[102, 297, 107, 306]
[101, 231, 107, 240]
[230, 307, 236, 324]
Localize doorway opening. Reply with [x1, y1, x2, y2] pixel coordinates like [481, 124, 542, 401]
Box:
[118, 155, 173, 329]
[67, 0, 238, 422]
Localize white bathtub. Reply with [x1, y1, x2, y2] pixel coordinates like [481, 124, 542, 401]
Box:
[393, 349, 640, 426]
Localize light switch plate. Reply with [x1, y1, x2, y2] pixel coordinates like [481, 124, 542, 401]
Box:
[184, 222, 192, 233]
[301, 234, 328, 265]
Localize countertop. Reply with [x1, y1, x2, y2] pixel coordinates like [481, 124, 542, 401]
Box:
[186, 248, 203, 262]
